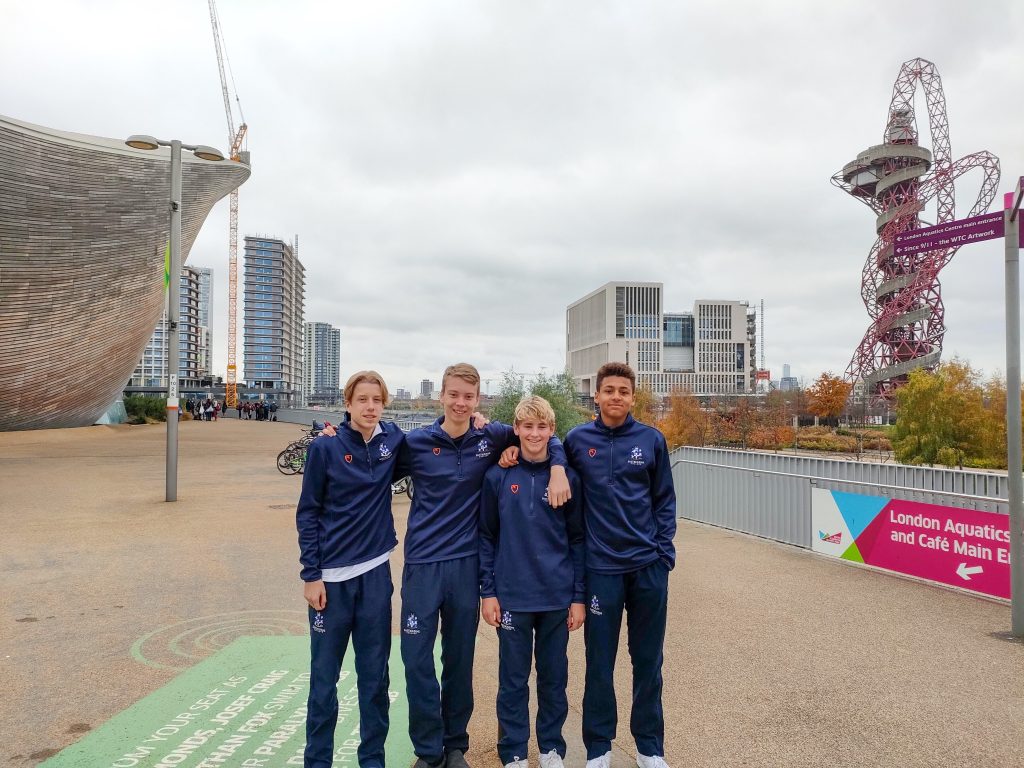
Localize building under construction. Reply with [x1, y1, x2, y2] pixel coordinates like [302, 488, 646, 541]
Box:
[832, 57, 1000, 400]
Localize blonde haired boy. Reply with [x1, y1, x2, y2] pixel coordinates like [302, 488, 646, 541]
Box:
[479, 395, 585, 768]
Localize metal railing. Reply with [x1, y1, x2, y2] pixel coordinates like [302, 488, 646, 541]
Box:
[671, 447, 1009, 549]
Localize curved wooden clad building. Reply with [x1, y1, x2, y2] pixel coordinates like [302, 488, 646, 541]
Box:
[0, 115, 251, 431]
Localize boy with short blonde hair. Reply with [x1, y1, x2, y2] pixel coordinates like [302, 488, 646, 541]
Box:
[512, 394, 556, 428]
[479, 395, 585, 768]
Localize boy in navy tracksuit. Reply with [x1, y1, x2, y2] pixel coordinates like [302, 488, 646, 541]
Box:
[479, 396, 585, 768]
[564, 363, 676, 768]
[399, 363, 572, 768]
[296, 371, 405, 768]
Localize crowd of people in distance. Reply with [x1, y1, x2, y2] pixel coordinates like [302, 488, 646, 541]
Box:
[184, 397, 223, 421]
[237, 400, 278, 421]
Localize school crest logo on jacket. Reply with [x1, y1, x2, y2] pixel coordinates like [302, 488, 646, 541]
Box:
[628, 446, 645, 466]
[344, 454, 353, 463]
[510, 484, 519, 494]
[379, 443, 392, 461]
[475, 438, 492, 458]
[403, 613, 420, 635]
[433, 447, 441, 456]
[588, 448, 597, 458]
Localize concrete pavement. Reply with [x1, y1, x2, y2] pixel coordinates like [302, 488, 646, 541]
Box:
[2, 419, 1022, 767]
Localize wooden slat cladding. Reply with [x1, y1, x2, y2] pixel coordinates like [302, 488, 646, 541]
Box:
[0, 117, 250, 431]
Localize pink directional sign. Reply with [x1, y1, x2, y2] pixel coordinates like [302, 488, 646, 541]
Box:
[812, 490, 1010, 599]
[893, 212, 1005, 256]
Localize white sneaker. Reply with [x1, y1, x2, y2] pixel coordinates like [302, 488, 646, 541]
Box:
[586, 752, 612, 768]
[503, 760, 530, 768]
[637, 755, 670, 768]
[539, 750, 565, 768]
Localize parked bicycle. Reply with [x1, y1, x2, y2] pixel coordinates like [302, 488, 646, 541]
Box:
[276, 421, 328, 475]
[391, 475, 414, 499]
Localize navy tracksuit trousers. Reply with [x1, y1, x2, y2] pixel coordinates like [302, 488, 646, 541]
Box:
[305, 562, 393, 768]
[496, 609, 569, 765]
[582, 560, 669, 760]
[400, 555, 479, 763]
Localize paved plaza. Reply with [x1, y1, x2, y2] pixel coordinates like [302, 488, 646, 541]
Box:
[2, 419, 1022, 767]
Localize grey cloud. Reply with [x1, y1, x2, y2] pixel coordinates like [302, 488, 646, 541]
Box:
[3, 0, 1023, 393]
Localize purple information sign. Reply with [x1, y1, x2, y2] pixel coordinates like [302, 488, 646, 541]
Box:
[893, 212, 1005, 256]
[1019, 178, 1024, 246]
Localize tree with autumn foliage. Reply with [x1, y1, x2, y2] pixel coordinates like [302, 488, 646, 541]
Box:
[631, 382, 658, 424]
[748, 397, 793, 450]
[657, 388, 710, 448]
[806, 372, 852, 425]
[892, 359, 995, 468]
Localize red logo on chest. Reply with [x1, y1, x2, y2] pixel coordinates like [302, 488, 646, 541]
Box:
[510, 484, 519, 494]
[588, 448, 597, 458]
[433, 447, 441, 455]
[344, 454, 353, 463]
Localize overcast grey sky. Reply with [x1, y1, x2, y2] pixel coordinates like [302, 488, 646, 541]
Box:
[4, 0, 1023, 393]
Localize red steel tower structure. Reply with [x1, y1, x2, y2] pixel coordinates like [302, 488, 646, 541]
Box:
[832, 57, 1000, 400]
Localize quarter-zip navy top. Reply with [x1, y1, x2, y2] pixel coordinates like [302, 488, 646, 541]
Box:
[401, 417, 568, 564]
[296, 419, 404, 582]
[564, 414, 676, 574]
[478, 457, 585, 612]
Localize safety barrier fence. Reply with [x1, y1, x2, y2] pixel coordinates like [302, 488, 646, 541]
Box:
[670, 447, 1011, 600]
[671, 446, 1008, 547]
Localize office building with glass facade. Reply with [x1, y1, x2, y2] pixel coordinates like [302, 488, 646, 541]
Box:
[566, 282, 757, 397]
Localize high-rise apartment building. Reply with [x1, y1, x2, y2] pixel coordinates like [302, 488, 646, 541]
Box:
[420, 379, 434, 399]
[130, 266, 203, 387]
[194, 266, 213, 379]
[566, 282, 755, 397]
[780, 363, 799, 391]
[243, 235, 305, 405]
[303, 321, 341, 406]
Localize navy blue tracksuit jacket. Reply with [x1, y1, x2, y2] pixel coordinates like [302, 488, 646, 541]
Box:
[400, 417, 568, 564]
[564, 413, 676, 574]
[478, 458, 585, 611]
[296, 419, 405, 581]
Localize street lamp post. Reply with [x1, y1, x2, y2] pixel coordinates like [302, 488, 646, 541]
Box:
[126, 135, 224, 502]
[1005, 176, 1024, 636]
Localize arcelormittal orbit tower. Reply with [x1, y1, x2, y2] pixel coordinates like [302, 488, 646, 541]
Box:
[833, 57, 1000, 400]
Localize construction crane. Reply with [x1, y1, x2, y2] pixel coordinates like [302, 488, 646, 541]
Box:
[209, 0, 247, 407]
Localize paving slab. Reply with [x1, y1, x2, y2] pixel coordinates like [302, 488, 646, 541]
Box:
[2, 419, 1022, 767]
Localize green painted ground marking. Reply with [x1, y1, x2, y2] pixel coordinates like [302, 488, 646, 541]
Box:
[129, 610, 308, 670]
[42, 636, 414, 768]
